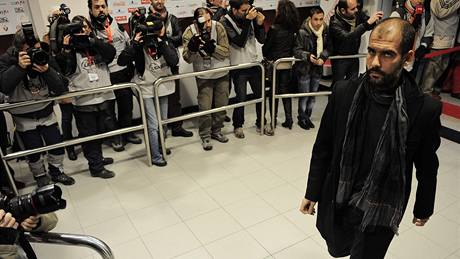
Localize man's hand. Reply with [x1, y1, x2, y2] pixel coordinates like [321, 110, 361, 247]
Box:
[18, 51, 31, 69]
[246, 7, 258, 21]
[21, 216, 40, 231]
[412, 217, 429, 227]
[134, 31, 143, 44]
[256, 11, 265, 26]
[0, 210, 18, 229]
[63, 35, 71, 46]
[32, 64, 49, 73]
[367, 11, 384, 25]
[316, 58, 324, 66]
[299, 198, 317, 215]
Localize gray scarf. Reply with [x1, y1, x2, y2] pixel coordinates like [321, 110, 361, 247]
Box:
[336, 74, 409, 234]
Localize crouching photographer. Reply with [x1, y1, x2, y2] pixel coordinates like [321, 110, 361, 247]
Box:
[0, 184, 66, 258]
[56, 15, 117, 179]
[118, 14, 179, 167]
[0, 24, 75, 187]
[183, 7, 230, 151]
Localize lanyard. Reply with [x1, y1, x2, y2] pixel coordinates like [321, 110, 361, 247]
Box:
[104, 20, 113, 43]
[85, 50, 95, 66]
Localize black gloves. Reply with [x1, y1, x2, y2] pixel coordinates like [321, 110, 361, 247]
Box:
[415, 45, 428, 60]
[203, 39, 216, 55]
[188, 35, 202, 53]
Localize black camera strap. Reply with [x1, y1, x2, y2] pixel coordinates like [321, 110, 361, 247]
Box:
[18, 231, 37, 259]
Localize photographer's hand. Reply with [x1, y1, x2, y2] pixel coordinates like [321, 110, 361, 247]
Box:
[187, 35, 202, 52]
[256, 11, 265, 26]
[18, 52, 31, 70]
[133, 31, 144, 44]
[203, 39, 216, 55]
[246, 7, 258, 21]
[21, 216, 40, 231]
[0, 210, 18, 229]
[32, 64, 49, 73]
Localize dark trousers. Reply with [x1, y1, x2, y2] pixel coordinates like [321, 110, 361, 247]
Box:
[331, 58, 360, 83]
[110, 69, 135, 138]
[74, 103, 116, 172]
[59, 103, 76, 153]
[0, 112, 15, 187]
[231, 67, 264, 128]
[168, 66, 183, 131]
[268, 70, 293, 124]
[342, 207, 395, 259]
[17, 124, 64, 164]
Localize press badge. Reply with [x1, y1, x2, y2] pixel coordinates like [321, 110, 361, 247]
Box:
[88, 73, 99, 82]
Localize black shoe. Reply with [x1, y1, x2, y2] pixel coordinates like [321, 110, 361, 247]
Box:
[90, 168, 115, 179]
[281, 121, 293, 130]
[35, 175, 52, 187]
[103, 157, 114, 165]
[298, 120, 310, 130]
[67, 149, 78, 161]
[159, 148, 172, 155]
[50, 172, 75, 186]
[224, 116, 231, 122]
[152, 159, 167, 167]
[172, 128, 193, 137]
[125, 134, 142, 144]
[306, 119, 315, 129]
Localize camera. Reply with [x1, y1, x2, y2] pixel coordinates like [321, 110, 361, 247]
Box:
[48, 3, 74, 54]
[0, 184, 66, 221]
[129, 6, 147, 38]
[58, 21, 83, 36]
[134, 14, 164, 48]
[21, 22, 49, 66]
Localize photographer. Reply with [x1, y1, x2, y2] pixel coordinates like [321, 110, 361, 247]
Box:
[207, 0, 229, 21]
[183, 7, 230, 151]
[56, 15, 117, 179]
[118, 14, 178, 166]
[88, 0, 142, 151]
[0, 210, 58, 259]
[221, 0, 270, 138]
[149, 0, 193, 138]
[0, 28, 75, 187]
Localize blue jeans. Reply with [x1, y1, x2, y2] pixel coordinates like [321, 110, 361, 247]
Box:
[143, 96, 168, 163]
[297, 74, 320, 122]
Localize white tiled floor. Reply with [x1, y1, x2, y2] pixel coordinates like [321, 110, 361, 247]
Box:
[11, 96, 460, 259]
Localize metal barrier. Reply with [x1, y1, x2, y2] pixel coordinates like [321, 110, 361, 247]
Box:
[153, 62, 265, 159]
[25, 232, 114, 259]
[0, 83, 152, 195]
[270, 54, 367, 131]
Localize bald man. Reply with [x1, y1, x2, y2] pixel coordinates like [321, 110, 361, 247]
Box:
[299, 18, 441, 259]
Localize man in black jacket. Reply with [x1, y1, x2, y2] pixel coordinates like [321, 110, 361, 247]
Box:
[0, 30, 75, 187]
[88, 0, 142, 151]
[300, 18, 441, 259]
[329, 0, 383, 83]
[149, 0, 193, 138]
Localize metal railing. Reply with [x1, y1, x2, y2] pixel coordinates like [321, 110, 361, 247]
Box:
[270, 54, 367, 131]
[153, 62, 265, 159]
[25, 232, 114, 259]
[0, 83, 152, 195]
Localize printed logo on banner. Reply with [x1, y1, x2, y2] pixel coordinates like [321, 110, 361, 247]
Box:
[10, 0, 25, 5]
[141, 0, 150, 4]
[14, 7, 24, 13]
[1, 24, 8, 32]
[112, 1, 126, 7]
[0, 9, 9, 15]
[0, 17, 9, 23]
[115, 16, 127, 22]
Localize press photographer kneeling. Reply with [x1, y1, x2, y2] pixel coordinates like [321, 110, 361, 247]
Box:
[0, 184, 66, 258]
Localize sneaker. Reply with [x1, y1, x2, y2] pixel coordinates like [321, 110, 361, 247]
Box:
[233, 128, 245, 139]
[34, 175, 52, 188]
[125, 134, 142, 144]
[112, 141, 125, 152]
[211, 132, 229, 143]
[66, 147, 78, 161]
[201, 138, 213, 151]
[90, 169, 115, 179]
[103, 157, 114, 165]
[172, 127, 193, 137]
[256, 125, 274, 136]
[50, 172, 75, 186]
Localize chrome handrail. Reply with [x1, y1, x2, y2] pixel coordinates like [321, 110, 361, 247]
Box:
[270, 54, 367, 131]
[153, 62, 265, 159]
[0, 83, 152, 195]
[25, 232, 114, 259]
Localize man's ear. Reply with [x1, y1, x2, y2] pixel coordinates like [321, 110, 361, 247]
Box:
[404, 49, 415, 66]
[340, 8, 346, 14]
